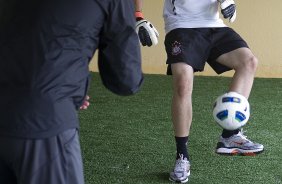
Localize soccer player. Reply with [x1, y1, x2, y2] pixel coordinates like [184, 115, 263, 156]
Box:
[0, 0, 153, 183]
[163, 0, 264, 183]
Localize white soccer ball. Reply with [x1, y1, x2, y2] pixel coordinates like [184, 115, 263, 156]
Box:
[213, 92, 250, 130]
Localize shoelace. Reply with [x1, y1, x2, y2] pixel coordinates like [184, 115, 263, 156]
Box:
[237, 129, 253, 143]
[175, 154, 188, 172]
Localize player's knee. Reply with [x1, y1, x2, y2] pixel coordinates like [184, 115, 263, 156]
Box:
[174, 81, 193, 98]
[236, 55, 258, 73]
[245, 55, 258, 73]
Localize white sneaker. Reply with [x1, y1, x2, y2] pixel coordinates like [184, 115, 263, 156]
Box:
[169, 155, 191, 183]
[216, 130, 264, 156]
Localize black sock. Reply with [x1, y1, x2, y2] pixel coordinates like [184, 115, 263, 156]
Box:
[221, 129, 240, 138]
[175, 136, 189, 160]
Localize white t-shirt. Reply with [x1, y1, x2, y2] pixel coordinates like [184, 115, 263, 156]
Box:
[163, 0, 226, 33]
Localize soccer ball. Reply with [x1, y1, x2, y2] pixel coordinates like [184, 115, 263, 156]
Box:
[213, 92, 250, 130]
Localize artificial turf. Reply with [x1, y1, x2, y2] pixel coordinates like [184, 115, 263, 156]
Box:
[79, 72, 282, 184]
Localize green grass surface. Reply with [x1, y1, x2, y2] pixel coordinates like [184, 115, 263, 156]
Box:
[79, 73, 282, 184]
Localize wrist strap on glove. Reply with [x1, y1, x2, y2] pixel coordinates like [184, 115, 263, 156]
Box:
[218, 0, 237, 23]
[135, 11, 144, 21]
[135, 11, 144, 19]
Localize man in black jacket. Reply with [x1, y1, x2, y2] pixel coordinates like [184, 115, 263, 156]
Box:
[0, 0, 145, 183]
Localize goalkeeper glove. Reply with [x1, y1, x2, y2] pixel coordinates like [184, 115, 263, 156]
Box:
[218, 0, 237, 23]
[135, 11, 159, 47]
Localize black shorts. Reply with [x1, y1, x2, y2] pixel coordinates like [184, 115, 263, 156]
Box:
[165, 27, 249, 75]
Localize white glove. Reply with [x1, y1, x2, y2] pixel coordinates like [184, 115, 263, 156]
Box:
[218, 0, 237, 23]
[136, 19, 159, 47]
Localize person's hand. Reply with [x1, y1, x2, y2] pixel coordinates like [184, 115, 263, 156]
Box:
[135, 11, 159, 47]
[218, 0, 236, 23]
[80, 95, 90, 110]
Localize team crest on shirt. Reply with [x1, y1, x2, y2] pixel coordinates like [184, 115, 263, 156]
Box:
[171, 41, 182, 56]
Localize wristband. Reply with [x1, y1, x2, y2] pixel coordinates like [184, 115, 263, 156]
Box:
[135, 11, 144, 19]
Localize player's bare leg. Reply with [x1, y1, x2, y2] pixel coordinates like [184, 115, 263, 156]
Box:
[171, 63, 194, 137]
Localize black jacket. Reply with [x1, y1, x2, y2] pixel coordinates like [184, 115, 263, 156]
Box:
[0, 0, 143, 138]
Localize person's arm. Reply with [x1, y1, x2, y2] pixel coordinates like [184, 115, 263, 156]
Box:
[134, 0, 144, 21]
[134, 0, 143, 12]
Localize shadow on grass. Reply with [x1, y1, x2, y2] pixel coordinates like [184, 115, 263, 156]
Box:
[135, 172, 171, 184]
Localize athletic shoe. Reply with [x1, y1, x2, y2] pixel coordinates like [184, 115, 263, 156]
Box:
[216, 130, 264, 156]
[169, 154, 191, 183]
